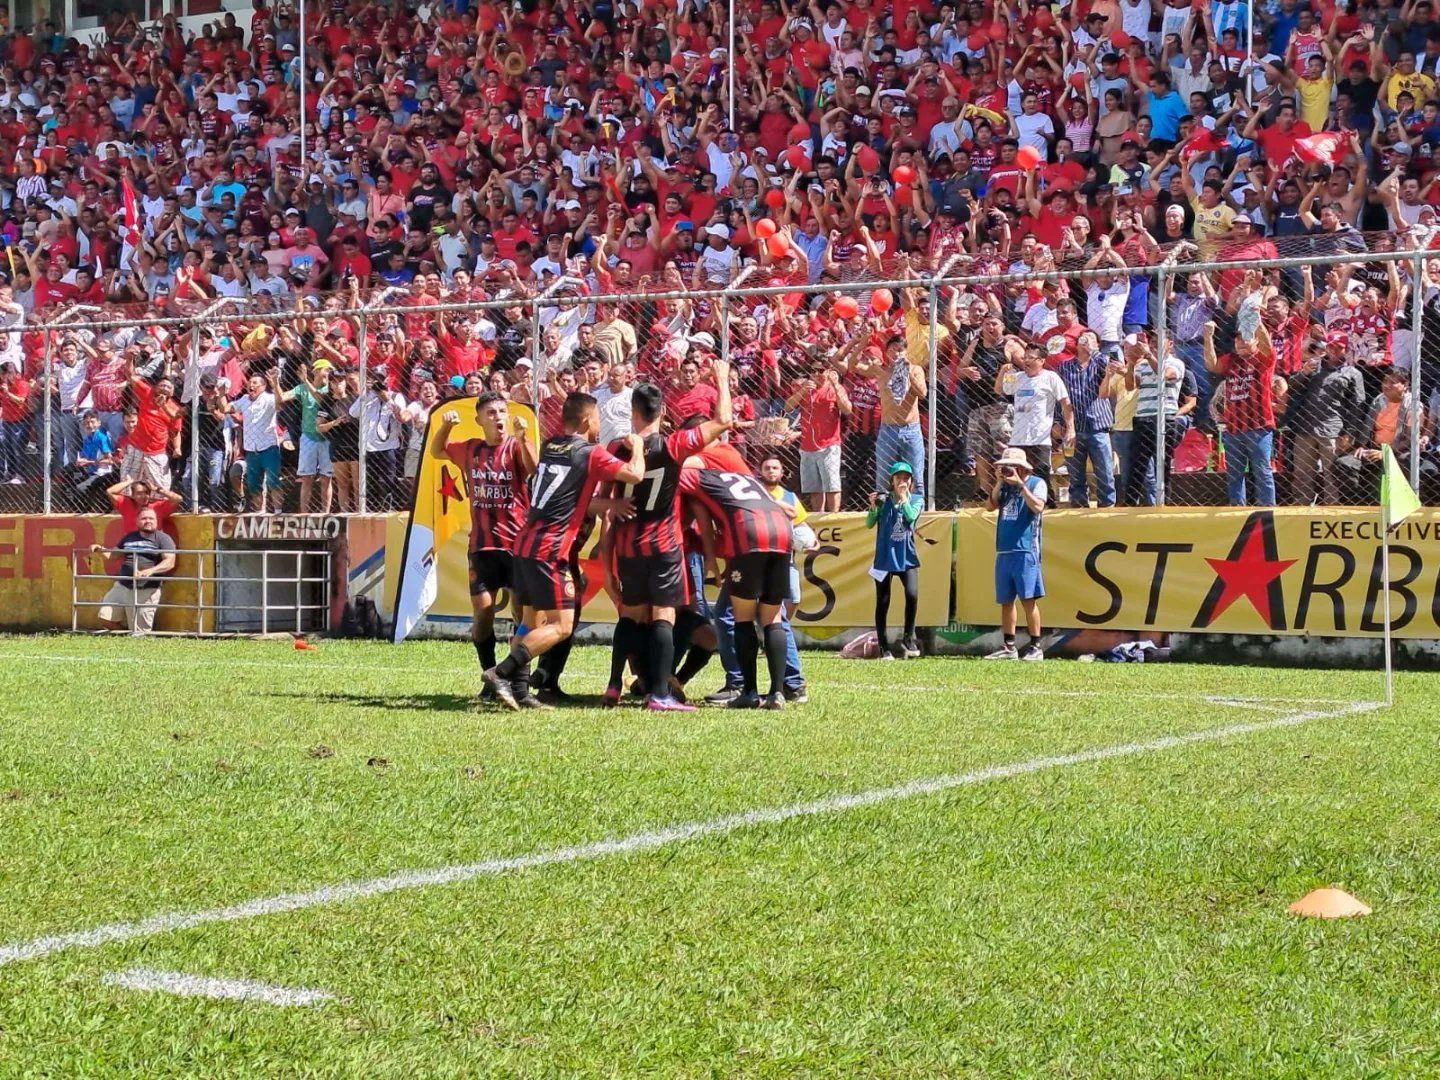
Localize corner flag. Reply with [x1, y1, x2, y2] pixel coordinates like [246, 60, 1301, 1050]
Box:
[1380, 444, 1420, 528]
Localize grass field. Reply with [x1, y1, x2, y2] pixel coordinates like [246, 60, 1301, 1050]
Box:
[0, 635, 1436, 1077]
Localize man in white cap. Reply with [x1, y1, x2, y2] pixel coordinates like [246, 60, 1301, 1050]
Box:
[985, 446, 1047, 661]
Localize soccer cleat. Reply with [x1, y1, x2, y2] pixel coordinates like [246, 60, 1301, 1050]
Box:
[478, 683, 496, 702]
[1020, 645, 1045, 662]
[481, 667, 520, 710]
[518, 695, 554, 711]
[667, 676, 689, 704]
[704, 686, 741, 705]
[536, 686, 572, 706]
[782, 683, 808, 704]
[759, 692, 785, 711]
[646, 695, 697, 713]
[627, 678, 648, 699]
[984, 645, 1019, 660]
[902, 637, 922, 659]
[726, 691, 761, 709]
[601, 686, 622, 708]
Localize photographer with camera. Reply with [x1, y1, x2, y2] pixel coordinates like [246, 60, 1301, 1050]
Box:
[985, 447, 1047, 662]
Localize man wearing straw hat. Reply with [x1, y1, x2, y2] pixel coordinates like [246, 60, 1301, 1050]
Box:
[985, 446, 1047, 661]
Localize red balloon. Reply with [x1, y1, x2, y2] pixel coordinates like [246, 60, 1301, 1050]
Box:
[892, 165, 916, 185]
[789, 122, 811, 143]
[764, 188, 786, 208]
[1069, 71, 1088, 90]
[1015, 145, 1041, 169]
[754, 218, 778, 239]
[834, 296, 859, 319]
[870, 288, 893, 313]
[766, 233, 790, 257]
[1033, 8, 1054, 29]
[855, 144, 880, 173]
[782, 145, 810, 171]
[1111, 30, 1130, 48]
[967, 30, 988, 49]
[987, 21, 1007, 42]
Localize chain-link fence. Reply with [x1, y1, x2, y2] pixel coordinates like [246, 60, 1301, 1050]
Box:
[6, 236, 1437, 517]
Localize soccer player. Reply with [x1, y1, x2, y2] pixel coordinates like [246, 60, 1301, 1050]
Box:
[430, 391, 535, 689]
[598, 356, 734, 711]
[680, 466, 795, 709]
[484, 393, 646, 710]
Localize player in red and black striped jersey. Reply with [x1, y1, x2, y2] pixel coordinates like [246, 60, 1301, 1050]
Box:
[484, 392, 646, 711]
[680, 466, 795, 709]
[430, 391, 536, 684]
[596, 356, 734, 712]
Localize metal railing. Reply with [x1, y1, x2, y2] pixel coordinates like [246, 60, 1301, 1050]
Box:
[15, 234, 1438, 517]
[72, 546, 332, 636]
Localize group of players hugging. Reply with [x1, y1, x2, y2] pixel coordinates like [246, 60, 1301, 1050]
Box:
[430, 355, 798, 713]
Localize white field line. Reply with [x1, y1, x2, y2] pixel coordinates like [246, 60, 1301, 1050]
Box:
[0, 700, 1379, 970]
[0, 651, 1356, 707]
[102, 967, 332, 1007]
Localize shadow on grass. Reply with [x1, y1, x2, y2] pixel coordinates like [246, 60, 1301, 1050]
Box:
[265, 689, 475, 713]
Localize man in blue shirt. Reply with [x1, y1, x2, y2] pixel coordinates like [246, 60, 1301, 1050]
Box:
[986, 447, 1047, 661]
[1140, 71, 1188, 144]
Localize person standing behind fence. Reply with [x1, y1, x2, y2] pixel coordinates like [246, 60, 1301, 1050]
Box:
[790, 357, 853, 513]
[274, 361, 332, 514]
[868, 461, 923, 660]
[228, 371, 283, 513]
[350, 371, 408, 511]
[985, 448, 1047, 662]
[1122, 331, 1187, 507]
[1057, 332, 1117, 508]
[996, 342, 1073, 503]
[123, 360, 182, 492]
[1204, 307, 1279, 507]
[1284, 332, 1367, 506]
[856, 333, 927, 502]
[91, 506, 176, 636]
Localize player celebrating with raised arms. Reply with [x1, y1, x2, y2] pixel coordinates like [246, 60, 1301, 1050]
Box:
[598, 355, 734, 712]
[484, 394, 646, 710]
[431, 391, 535, 693]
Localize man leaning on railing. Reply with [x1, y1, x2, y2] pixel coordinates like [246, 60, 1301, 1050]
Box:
[90, 507, 177, 636]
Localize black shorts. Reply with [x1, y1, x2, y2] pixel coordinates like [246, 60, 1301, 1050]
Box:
[617, 552, 689, 608]
[727, 552, 790, 605]
[468, 550, 512, 597]
[513, 556, 576, 612]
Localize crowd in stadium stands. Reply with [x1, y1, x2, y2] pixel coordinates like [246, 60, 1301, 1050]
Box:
[4, 0, 1440, 515]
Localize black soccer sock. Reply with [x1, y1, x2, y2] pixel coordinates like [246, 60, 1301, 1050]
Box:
[511, 665, 530, 700]
[495, 642, 533, 681]
[536, 632, 573, 691]
[734, 621, 759, 695]
[675, 644, 713, 684]
[874, 577, 891, 649]
[672, 609, 705, 663]
[609, 617, 639, 690]
[474, 632, 496, 671]
[1003, 633, 1016, 648]
[650, 619, 676, 698]
[1028, 627, 1044, 649]
[762, 623, 787, 697]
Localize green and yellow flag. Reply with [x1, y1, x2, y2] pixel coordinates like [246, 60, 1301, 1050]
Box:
[1381, 444, 1421, 529]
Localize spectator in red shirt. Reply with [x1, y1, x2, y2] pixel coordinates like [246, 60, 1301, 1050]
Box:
[666, 355, 720, 428]
[105, 476, 183, 537]
[124, 366, 183, 492]
[1204, 303, 1279, 508]
[0, 366, 32, 483]
[787, 358, 853, 512]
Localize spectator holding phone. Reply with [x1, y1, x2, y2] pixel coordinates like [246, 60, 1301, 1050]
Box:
[986, 448, 1047, 662]
[867, 461, 924, 660]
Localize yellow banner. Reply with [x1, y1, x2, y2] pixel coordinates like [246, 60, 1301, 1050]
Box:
[384, 510, 953, 629]
[955, 507, 1440, 639]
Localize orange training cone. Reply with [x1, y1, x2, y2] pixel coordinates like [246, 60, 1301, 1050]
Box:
[293, 639, 317, 651]
[1288, 888, 1371, 919]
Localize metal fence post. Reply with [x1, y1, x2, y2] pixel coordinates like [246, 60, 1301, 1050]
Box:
[188, 323, 201, 511]
[720, 288, 732, 375]
[1155, 266, 1170, 507]
[530, 295, 544, 411]
[925, 279, 939, 510]
[41, 329, 53, 513]
[1411, 249, 1425, 491]
[357, 313, 368, 513]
